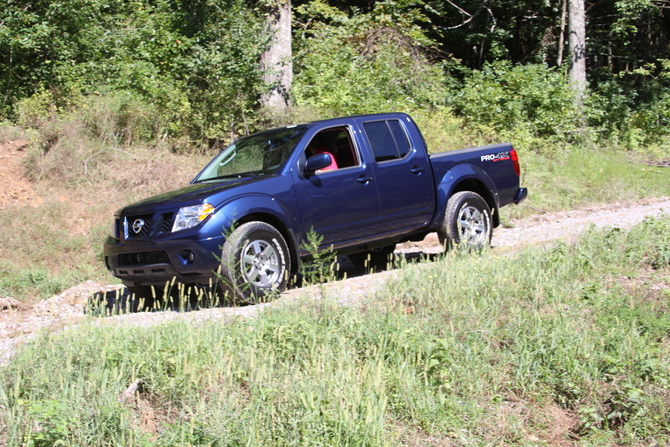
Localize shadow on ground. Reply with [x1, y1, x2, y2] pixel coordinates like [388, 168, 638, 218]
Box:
[88, 251, 441, 316]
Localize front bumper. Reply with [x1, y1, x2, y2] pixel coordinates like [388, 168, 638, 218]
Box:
[103, 234, 225, 287]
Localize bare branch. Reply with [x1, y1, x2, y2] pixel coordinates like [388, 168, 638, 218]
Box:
[441, 0, 490, 30]
[443, 0, 473, 18]
[484, 4, 497, 33]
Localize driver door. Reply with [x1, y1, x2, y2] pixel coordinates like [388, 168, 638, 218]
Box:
[293, 126, 381, 248]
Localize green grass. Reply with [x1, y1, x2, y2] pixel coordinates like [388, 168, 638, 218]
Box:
[512, 148, 670, 219]
[2, 216, 669, 445]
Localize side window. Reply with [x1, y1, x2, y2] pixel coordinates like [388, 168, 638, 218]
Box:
[304, 127, 359, 172]
[388, 120, 410, 157]
[363, 120, 411, 162]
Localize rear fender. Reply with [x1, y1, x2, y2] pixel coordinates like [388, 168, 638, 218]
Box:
[432, 163, 500, 228]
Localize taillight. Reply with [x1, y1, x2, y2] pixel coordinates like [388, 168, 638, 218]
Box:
[510, 148, 521, 177]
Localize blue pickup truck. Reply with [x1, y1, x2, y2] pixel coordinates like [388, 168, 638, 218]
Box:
[103, 113, 527, 303]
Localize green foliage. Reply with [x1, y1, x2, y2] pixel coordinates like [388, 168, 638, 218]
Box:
[16, 89, 167, 150]
[181, 1, 267, 145]
[0, 0, 267, 147]
[587, 62, 670, 150]
[20, 399, 81, 446]
[299, 228, 339, 286]
[2, 0, 669, 154]
[611, 0, 657, 42]
[0, 0, 669, 154]
[450, 61, 581, 152]
[635, 216, 670, 270]
[293, 0, 451, 117]
[409, 107, 490, 152]
[588, 0, 668, 74]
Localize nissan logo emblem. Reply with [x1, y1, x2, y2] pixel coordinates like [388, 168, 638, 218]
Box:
[132, 219, 145, 234]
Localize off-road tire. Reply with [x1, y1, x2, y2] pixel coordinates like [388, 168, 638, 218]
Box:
[221, 221, 290, 304]
[438, 191, 492, 250]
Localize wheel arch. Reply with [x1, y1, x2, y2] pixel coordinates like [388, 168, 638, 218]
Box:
[234, 212, 299, 276]
[449, 178, 499, 228]
[218, 194, 301, 277]
[434, 164, 500, 229]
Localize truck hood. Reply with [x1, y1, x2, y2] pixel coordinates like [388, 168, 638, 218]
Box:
[120, 176, 267, 214]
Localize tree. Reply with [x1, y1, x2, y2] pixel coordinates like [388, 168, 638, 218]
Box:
[260, 1, 293, 110]
[568, 0, 586, 96]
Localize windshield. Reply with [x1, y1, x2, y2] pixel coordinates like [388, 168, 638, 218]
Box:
[194, 125, 309, 183]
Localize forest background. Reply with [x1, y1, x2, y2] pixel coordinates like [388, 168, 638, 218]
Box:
[0, 0, 670, 300]
[1, 0, 669, 156]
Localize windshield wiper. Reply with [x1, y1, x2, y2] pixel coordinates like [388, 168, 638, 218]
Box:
[194, 172, 259, 183]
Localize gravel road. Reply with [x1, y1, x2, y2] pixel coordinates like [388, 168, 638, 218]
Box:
[1, 197, 669, 366]
[492, 197, 670, 248]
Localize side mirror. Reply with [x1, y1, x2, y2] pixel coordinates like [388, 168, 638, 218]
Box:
[304, 153, 332, 174]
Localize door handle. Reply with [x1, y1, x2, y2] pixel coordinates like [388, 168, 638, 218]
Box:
[410, 165, 425, 174]
[356, 175, 373, 184]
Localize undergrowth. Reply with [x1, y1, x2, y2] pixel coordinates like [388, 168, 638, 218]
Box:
[1, 216, 669, 445]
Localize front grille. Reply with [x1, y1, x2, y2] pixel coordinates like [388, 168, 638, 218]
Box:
[125, 214, 153, 239]
[123, 211, 176, 240]
[118, 251, 170, 266]
[161, 212, 175, 234]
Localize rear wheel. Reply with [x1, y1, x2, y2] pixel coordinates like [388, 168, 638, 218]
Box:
[438, 191, 492, 250]
[221, 221, 291, 303]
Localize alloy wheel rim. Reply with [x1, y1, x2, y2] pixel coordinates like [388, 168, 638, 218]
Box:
[457, 205, 487, 245]
[241, 239, 280, 287]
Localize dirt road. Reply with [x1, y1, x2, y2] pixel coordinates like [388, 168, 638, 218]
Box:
[1, 197, 669, 365]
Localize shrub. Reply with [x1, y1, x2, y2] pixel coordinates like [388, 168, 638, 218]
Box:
[587, 61, 670, 152]
[293, 0, 451, 117]
[450, 61, 581, 153]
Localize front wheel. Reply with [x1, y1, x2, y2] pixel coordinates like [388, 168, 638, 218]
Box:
[438, 191, 492, 250]
[221, 221, 291, 303]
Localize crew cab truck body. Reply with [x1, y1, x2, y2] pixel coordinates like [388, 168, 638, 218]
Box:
[103, 113, 528, 302]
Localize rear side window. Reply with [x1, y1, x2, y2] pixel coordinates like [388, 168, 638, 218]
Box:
[363, 119, 411, 162]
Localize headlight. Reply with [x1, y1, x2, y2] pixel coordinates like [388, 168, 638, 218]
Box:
[172, 203, 215, 232]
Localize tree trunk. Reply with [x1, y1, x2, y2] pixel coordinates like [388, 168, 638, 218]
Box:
[557, 0, 567, 67]
[260, 1, 292, 110]
[568, 0, 587, 96]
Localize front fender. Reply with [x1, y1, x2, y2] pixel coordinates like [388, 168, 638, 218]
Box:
[214, 193, 301, 260]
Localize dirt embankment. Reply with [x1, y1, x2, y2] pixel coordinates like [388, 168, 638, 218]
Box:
[0, 140, 41, 207]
